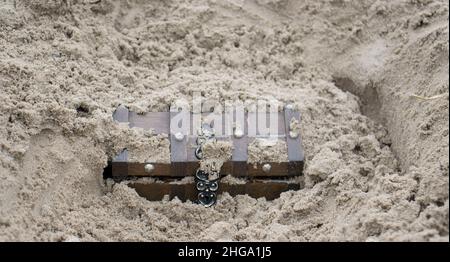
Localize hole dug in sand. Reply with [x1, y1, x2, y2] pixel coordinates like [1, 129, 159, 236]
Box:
[332, 76, 384, 125]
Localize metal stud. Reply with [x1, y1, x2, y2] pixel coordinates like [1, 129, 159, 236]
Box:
[234, 128, 244, 139]
[262, 163, 271, 173]
[144, 163, 154, 174]
[289, 131, 299, 139]
[174, 132, 184, 141]
[196, 181, 206, 191]
[209, 181, 218, 192]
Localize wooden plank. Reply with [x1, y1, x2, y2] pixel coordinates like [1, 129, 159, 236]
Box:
[244, 181, 288, 200]
[112, 106, 130, 180]
[127, 180, 301, 202]
[127, 162, 171, 176]
[130, 182, 173, 201]
[247, 162, 288, 177]
[170, 184, 186, 201]
[288, 161, 304, 177]
[112, 150, 129, 180]
[112, 161, 302, 178]
[112, 162, 128, 181]
[124, 162, 199, 177]
[220, 183, 246, 197]
[112, 106, 129, 164]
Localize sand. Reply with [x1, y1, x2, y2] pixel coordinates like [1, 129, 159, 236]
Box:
[0, 0, 448, 241]
[200, 140, 233, 176]
[248, 138, 288, 163]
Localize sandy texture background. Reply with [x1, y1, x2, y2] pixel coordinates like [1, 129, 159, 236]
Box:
[0, 0, 448, 241]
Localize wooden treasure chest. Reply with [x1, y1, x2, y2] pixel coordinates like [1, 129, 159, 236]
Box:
[104, 104, 305, 207]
